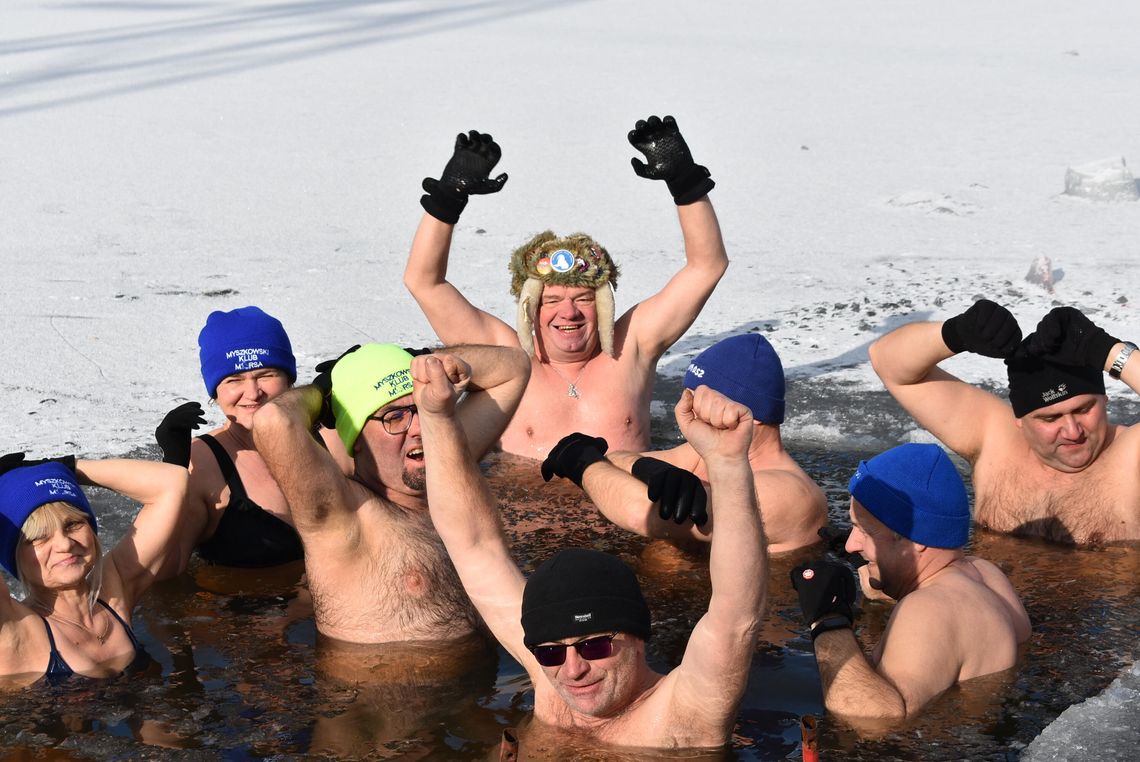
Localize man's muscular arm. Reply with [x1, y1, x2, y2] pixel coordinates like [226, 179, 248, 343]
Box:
[252, 386, 355, 533]
[580, 445, 713, 542]
[404, 130, 516, 348]
[438, 344, 531, 460]
[869, 301, 1022, 461]
[815, 593, 962, 720]
[404, 215, 519, 348]
[622, 115, 728, 360]
[414, 355, 530, 665]
[663, 387, 766, 739]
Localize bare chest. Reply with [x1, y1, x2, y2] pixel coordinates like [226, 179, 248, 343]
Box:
[974, 456, 1140, 544]
[503, 362, 652, 457]
[304, 508, 479, 642]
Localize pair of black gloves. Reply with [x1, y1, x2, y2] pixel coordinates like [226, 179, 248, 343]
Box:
[540, 432, 709, 527]
[941, 299, 1120, 371]
[420, 114, 715, 225]
[0, 452, 76, 477]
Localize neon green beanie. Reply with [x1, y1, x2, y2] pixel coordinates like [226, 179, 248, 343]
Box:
[331, 343, 414, 452]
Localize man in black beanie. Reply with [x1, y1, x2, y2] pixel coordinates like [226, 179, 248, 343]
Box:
[870, 300, 1140, 544]
[412, 353, 768, 749]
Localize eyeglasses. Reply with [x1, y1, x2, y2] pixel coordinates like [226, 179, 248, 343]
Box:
[529, 633, 617, 667]
[367, 405, 418, 435]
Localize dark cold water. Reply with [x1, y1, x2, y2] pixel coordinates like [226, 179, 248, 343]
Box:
[1, 378, 1137, 760]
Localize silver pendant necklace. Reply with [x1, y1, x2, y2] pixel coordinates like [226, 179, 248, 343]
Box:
[549, 362, 587, 399]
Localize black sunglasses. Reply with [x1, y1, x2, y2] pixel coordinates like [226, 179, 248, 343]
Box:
[529, 633, 617, 667]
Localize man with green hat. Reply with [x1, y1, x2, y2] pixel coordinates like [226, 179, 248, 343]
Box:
[251, 343, 530, 644]
[404, 115, 729, 460]
[414, 354, 768, 749]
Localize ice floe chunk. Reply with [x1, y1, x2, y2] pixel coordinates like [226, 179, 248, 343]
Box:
[1023, 661, 1140, 761]
[1063, 156, 1139, 201]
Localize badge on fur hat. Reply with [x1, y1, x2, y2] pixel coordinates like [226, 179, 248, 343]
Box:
[550, 249, 575, 273]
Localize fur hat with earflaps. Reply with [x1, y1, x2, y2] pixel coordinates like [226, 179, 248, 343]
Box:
[509, 231, 620, 357]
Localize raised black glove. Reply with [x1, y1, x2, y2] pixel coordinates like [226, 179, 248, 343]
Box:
[540, 433, 609, 488]
[1, 451, 77, 476]
[790, 559, 856, 640]
[1026, 306, 1120, 370]
[941, 299, 1022, 358]
[817, 525, 868, 569]
[313, 344, 361, 429]
[154, 401, 207, 467]
[628, 114, 715, 205]
[420, 130, 508, 224]
[631, 457, 708, 527]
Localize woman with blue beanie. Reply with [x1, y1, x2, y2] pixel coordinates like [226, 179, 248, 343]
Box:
[0, 453, 187, 686]
[153, 306, 342, 570]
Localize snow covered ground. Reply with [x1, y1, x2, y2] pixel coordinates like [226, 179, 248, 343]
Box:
[3, 1, 1139, 754]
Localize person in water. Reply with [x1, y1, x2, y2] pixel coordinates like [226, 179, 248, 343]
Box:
[0, 454, 188, 686]
[544, 333, 827, 552]
[251, 343, 530, 644]
[154, 306, 345, 570]
[870, 300, 1140, 544]
[791, 443, 1031, 720]
[403, 115, 730, 459]
[415, 353, 767, 749]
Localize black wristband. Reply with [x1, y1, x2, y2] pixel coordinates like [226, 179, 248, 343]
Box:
[420, 186, 468, 224]
[666, 164, 715, 205]
[810, 614, 853, 641]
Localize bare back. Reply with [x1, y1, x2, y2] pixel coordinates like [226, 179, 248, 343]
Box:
[873, 557, 1030, 712]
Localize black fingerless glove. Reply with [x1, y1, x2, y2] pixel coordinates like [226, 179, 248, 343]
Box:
[1026, 306, 1120, 370]
[313, 344, 361, 428]
[628, 115, 715, 205]
[941, 299, 1023, 358]
[155, 401, 208, 467]
[790, 559, 857, 640]
[540, 433, 609, 488]
[420, 130, 508, 224]
[631, 456, 708, 527]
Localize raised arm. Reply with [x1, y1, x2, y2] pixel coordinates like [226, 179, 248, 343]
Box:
[85, 459, 189, 609]
[413, 354, 530, 664]
[404, 130, 517, 348]
[251, 385, 356, 534]
[663, 386, 766, 737]
[443, 343, 532, 459]
[622, 115, 728, 359]
[869, 300, 1022, 461]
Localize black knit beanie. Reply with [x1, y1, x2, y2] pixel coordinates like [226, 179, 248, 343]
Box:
[521, 548, 652, 648]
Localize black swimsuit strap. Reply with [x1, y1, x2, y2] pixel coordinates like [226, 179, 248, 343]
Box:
[198, 434, 249, 502]
[96, 599, 142, 651]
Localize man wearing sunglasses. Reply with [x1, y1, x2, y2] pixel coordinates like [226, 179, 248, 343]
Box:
[251, 343, 531, 645]
[414, 353, 768, 749]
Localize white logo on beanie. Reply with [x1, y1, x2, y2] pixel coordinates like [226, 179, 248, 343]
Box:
[687, 363, 705, 378]
[573, 613, 593, 623]
[1041, 383, 1068, 403]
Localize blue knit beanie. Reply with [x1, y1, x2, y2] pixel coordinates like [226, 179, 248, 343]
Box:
[0, 462, 96, 578]
[848, 443, 969, 549]
[198, 306, 297, 397]
[683, 334, 785, 423]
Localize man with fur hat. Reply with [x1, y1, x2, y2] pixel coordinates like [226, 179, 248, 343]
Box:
[791, 443, 1031, 721]
[250, 343, 530, 644]
[414, 350, 767, 749]
[404, 116, 729, 459]
[870, 299, 1140, 544]
[542, 333, 827, 552]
